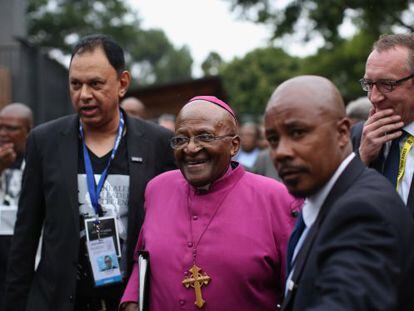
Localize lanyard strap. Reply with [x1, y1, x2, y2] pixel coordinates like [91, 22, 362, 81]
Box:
[396, 134, 414, 190]
[79, 112, 125, 216]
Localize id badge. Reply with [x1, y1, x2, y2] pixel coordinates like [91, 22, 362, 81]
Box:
[84, 216, 122, 286]
[86, 236, 122, 286]
[0, 205, 17, 235]
[84, 216, 121, 256]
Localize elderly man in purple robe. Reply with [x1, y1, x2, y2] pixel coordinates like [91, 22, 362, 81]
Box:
[120, 96, 302, 311]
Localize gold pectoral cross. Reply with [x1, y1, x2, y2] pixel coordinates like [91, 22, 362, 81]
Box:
[182, 264, 211, 308]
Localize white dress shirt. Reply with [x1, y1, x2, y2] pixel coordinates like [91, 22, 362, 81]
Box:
[395, 122, 414, 204]
[285, 152, 355, 295]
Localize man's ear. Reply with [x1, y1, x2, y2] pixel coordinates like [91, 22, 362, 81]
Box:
[118, 71, 131, 98]
[337, 117, 351, 148]
[230, 135, 241, 157]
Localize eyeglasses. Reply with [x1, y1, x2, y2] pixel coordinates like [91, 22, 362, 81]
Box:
[170, 133, 236, 149]
[359, 73, 414, 93]
[0, 124, 24, 133]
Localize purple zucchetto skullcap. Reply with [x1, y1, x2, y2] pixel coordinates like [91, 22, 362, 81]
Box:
[188, 96, 236, 120]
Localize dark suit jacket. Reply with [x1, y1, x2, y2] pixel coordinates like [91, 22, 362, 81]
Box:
[282, 157, 414, 311]
[351, 122, 414, 217]
[3, 113, 175, 311]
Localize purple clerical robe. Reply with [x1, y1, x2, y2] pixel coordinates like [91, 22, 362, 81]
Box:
[121, 163, 301, 310]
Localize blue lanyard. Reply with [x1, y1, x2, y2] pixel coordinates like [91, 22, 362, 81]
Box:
[79, 112, 125, 217]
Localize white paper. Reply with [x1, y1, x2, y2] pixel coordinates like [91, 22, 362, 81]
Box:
[0, 204, 17, 235]
[138, 253, 149, 311]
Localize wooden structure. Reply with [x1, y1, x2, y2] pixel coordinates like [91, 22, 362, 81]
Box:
[0, 67, 11, 108]
[127, 76, 226, 119]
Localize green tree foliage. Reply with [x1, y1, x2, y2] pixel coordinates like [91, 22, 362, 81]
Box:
[27, 0, 193, 85]
[202, 52, 224, 76]
[220, 47, 301, 116]
[219, 0, 414, 115]
[225, 0, 413, 46]
[299, 32, 375, 101]
[219, 32, 377, 116]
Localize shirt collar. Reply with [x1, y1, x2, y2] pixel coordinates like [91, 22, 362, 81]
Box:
[302, 152, 355, 227]
[403, 121, 414, 137]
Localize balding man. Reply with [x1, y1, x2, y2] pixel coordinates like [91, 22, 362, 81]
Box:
[121, 97, 146, 119]
[234, 122, 261, 169]
[0, 103, 33, 307]
[265, 75, 414, 311]
[120, 96, 301, 311]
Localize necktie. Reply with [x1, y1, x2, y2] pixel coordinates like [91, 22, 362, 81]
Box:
[383, 132, 406, 187]
[286, 213, 306, 275]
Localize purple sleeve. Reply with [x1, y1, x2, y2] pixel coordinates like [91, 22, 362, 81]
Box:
[120, 229, 144, 307]
[120, 261, 139, 305]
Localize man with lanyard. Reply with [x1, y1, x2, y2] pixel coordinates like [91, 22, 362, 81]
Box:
[0, 103, 33, 308]
[352, 33, 414, 215]
[3, 34, 175, 311]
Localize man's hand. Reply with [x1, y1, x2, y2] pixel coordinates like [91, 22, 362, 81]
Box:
[122, 302, 138, 311]
[0, 143, 16, 172]
[359, 108, 404, 165]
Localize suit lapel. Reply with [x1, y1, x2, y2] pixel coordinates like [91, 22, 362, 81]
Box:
[406, 175, 414, 217]
[58, 115, 80, 230]
[282, 157, 365, 310]
[125, 115, 147, 213]
[124, 115, 148, 269]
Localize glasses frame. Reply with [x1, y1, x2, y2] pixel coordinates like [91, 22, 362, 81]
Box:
[170, 134, 236, 150]
[359, 73, 414, 93]
[0, 124, 24, 133]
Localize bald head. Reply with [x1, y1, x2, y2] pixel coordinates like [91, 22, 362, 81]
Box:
[0, 103, 33, 130]
[0, 103, 33, 155]
[264, 75, 351, 198]
[177, 100, 238, 134]
[267, 75, 345, 120]
[120, 97, 146, 119]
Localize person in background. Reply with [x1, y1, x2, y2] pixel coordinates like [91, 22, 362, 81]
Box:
[158, 113, 175, 132]
[3, 34, 175, 311]
[0, 103, 33, 309]
[346, 97, 371, 126]
[252, 118, 280, 180]
[234, 122, 261, 169]
[252, 148, 281, 181]
[265, 75, 414, 311]
[120, 96, 301, 311]
[120, 97, 146, 119]
[257, 122, 269, 150]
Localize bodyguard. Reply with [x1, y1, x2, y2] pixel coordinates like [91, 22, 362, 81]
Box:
[265, 75, 414, 310]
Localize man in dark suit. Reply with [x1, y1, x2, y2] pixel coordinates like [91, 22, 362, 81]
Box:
[264, 75, 414, 310]
[0, 103, 33, 308]
[351, 33, 414, 215]
[3, 34, 175, 311]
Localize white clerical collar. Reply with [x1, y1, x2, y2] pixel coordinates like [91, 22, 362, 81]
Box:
[302, 152, 355, 228]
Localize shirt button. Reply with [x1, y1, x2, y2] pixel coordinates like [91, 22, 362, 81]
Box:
[187, 242, 193, 248]
[192, 215, 198, 220]
[179, 299, 185, 306]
